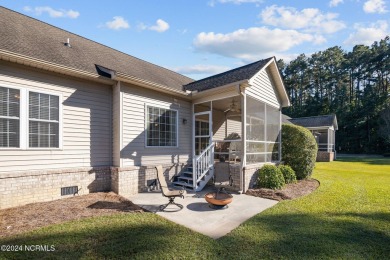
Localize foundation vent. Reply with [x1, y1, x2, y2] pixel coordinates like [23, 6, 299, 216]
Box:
[61, 186, 78, 196]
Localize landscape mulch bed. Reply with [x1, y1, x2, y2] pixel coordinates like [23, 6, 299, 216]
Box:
[246, 179, 320, 201]
[0, 192, 144, 238]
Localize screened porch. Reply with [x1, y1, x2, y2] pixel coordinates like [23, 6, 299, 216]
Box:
[193, 94, 281, 168]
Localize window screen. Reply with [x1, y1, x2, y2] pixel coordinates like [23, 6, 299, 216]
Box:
[0, 86, 20, 148]
[29, 92, 59, 148]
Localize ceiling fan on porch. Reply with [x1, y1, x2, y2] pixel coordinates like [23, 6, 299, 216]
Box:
[224, 99, 241, 113]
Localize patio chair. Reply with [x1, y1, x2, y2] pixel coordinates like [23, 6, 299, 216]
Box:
[156, 165, 186, 211]
[214, 162, 233, 193]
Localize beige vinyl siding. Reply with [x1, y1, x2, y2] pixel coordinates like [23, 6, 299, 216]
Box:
[0, 61, 112, 174]
[226, 117, 242, 137]
[247, 68, 281, 108]
[213, 111, 242, 140]
[121, 82, 192, 167]
[213, 109, 225, 140]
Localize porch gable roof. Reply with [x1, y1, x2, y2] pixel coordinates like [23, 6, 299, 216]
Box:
[183, 58, 272, 92]
[184, 57, 290, 107]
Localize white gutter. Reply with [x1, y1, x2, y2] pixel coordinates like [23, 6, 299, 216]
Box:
[114, 72, 191, 100]
[191, 79, 249, 104]
[0, 49, 192, 99]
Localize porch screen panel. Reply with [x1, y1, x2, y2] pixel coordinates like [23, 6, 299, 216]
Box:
[266, 104, 281, 161]
[246, 96, 266, 164]
[0, 86, 20, 147]
[246, 96, 281, 164]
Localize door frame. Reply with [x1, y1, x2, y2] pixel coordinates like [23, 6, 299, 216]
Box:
[192, 111, 213, 157]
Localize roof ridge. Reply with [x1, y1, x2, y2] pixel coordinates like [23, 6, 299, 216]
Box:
[0, 6, 194, 82]
[290, 114, 335, 120]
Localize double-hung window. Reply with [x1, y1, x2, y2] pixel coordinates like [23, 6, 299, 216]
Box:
[29, 92, 59, 148]
[0, 86, 20, 148]
[146, 106, 178, 147]
[0, 85, 60, 149]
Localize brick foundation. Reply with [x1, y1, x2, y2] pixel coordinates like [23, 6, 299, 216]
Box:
[0, 163, 187, 210]
[316, 151, 334, 162]
[0, 167, 111, 209]
[229, 164, 242, 191]
[228, 163, 275, 192]
[111, 163, 186, 198]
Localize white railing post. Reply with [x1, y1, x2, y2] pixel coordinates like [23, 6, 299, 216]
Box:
[192, 158, 196, 190]
[193, 143, 214, 188]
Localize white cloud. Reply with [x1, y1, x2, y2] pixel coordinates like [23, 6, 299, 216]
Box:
[260, 5, 346, 34]
[208, 0, 263, 7]
[363, 0, 388, 14]
[344, 21, 389, 45]
[23, 6, 79, 19]
[149, 19, 170, 32]
[193, 27, 315, 61]
[172, 65, 231, 74]
[329, 0, 344, 7]
[105, 16, 130, 30]
[138, 19, 170, 33]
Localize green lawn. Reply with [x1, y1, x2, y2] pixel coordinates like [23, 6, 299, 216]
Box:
[1, 157, 389, 259]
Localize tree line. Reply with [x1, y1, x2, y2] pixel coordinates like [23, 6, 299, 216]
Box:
[279, 36, 390, 154]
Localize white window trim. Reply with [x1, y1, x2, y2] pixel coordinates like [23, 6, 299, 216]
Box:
[144, 104, 179, 148]
[0, 82, 62, 150]
[27, 90, 63, 150]
[0, 86, 22, 149]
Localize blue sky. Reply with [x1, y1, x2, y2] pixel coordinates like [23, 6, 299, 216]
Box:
[1, 0, 389, 79]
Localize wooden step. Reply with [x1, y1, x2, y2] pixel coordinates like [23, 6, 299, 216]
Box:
[178, 176, 193, 181]
[172, 181, 193, 188]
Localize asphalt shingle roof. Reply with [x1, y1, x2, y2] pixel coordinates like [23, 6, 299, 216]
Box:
[0, 7, 193, 91]
[288, 114, 338, 129]
[183, 58, 273, 92]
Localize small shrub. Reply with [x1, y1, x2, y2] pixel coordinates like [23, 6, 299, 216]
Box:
[282, 124, 317, 179]
[257, 165, 285, 190]
[278, 165, 297, 184]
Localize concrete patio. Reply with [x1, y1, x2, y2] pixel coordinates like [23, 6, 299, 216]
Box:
[129, 188, 278, 239]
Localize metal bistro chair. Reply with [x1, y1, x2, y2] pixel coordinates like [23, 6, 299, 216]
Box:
[214, 162, 233, 193]
[205, 162, 234, 209]
[156, 165, 186, 211]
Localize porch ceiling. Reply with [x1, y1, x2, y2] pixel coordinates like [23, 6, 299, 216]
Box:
[210, 96, 241, 113]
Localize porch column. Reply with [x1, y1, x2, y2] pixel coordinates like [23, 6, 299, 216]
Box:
[240, 89, 246, 193]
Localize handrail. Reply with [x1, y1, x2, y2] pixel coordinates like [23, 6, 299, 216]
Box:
[196, 143, 214, 159]
[193, 143, 215, 189]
